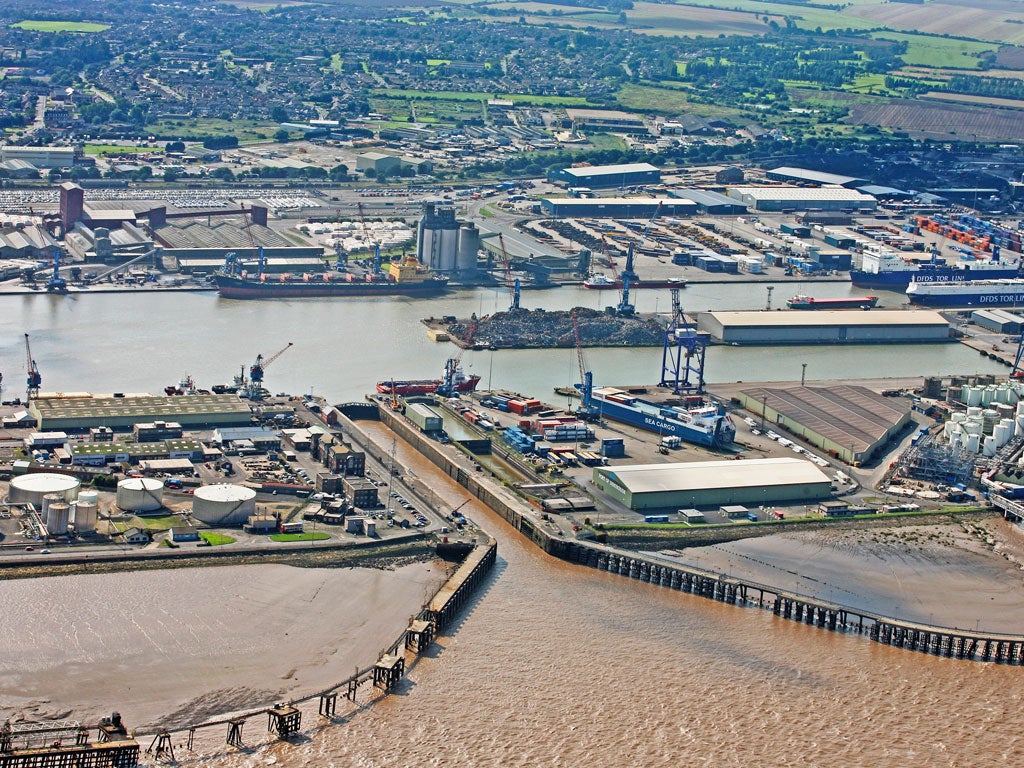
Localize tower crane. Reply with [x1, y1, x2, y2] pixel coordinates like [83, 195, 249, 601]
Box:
[244, 341, 293, 399]
[48, 248, 67, 293]
[357, 202, 382, 275]
[660, 287, 706, 395]
[571, 311, 599, 421]
[615, 242, 636, 317]
[24, 333, 41, 403]
[496, 234, 519, 311]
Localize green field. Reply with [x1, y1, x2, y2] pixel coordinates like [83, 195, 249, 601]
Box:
[147, 117, 280, 142]
[615, 83, 743, 119]
[199, 532, 236, 546]
[130, 514, 185, 531]
[870, 32, 994, 70]
[11, 20, 109, 33]
[371, 88, 594, 107]
[84, 143, 159, 156]
[270, 531, 331, 542]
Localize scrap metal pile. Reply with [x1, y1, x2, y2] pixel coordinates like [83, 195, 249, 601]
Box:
[446, 307, 665, 349]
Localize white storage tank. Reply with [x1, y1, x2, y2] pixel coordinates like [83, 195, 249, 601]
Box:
[995, 422, 1012, 447]
[9, 473, 81, 506]
[77, 489, 99, 508]
[966, 433, 981, 453]
[984, 435, 998, 457]
[47, 501, 71, 534]
[41, 493, 62, 519]
[456, 224, 480, 275]
[116, 478, 165, 512]
[73, 500, 98, 532]
[191, 484, 256, 526]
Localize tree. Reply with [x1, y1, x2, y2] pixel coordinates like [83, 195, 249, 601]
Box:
[211, 166, 235, 181]
[329, 163, 349, 181]
[274, 128, 291, 143]
[270, 105, 289, 122]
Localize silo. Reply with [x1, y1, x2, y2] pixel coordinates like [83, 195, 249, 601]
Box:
[78, 489, 99, 507]
[416, 202, 460, 272]
[73, 500, 98, 532]
[9, 473, 80, 506]
[966, 433, 981, 453]
[47, 502, 71, 534]
[116, 478, 164, 513]
[191, 484, 256, 526]
[456, 223, 481, 275]
[984, 435, 998, 457]
[41, 493, 63, 519]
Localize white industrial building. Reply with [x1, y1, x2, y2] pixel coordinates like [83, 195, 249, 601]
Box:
[698, 310, 951, 345]
[726, 186, 877, 212]
[592, 457, 832, 510]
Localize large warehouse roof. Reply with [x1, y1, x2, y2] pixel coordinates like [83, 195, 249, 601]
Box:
[728, 186, 875, 202]
[739, 385, 911, 453]
[561, 163, 659, 179]
[703, 309, 949, 328]
[597, 457, 829, 493]
[767, 166, 863, 187]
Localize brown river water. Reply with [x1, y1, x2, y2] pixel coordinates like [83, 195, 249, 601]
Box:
[220, 426, 1024, 768]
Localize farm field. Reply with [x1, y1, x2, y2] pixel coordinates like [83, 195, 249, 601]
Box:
[849, 2, 1024, 46]
[848, 99, 1024, 142]
[615, 83, 745, 119]
[921, 92, 1024, 111]
[869, 32, 994, 69]
[662, 0, 878, 33]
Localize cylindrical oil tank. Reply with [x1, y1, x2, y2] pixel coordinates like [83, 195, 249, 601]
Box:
[191, 484, 256, 526]
[967, 406, 983, 418]
[966, 433, 981, 453]
[456, 224, 480, 275]
[73, 500, 98, 532]
[9, 473, 80, 506]
[47, 501, 71, 534]
[116, 478, 164, 512]
[41, 493, 62, 519]
[984, 435, 998, 457]
[78, 489, 99, 507]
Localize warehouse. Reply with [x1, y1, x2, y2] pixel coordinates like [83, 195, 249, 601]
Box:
[726, 186, 877, 212]
[735, 385, 913, 465]
[549, 162, 661, 189]
[670, 189, 748, 214]
[971, 308, 1024, 334]
[765, 167, 865, 188]
[564, 109, 647, 134]
[697, 309, 951, 345]
[540, 197, 697, 218]
[30, 394, 253, 430]
[592, 457, 831, 511]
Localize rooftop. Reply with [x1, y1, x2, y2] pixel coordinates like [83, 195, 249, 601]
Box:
[597, 457, 829, 494]
[728, 186, 876, 202]
[31, 394, 252, 420]
[560, 163, 660, 178]
[703, 309, 949, 328]
[767, 166, 863, 187]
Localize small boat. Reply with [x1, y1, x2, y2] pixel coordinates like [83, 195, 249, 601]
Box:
[786, 294, 878, 310]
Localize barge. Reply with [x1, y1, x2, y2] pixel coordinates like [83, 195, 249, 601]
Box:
[787, 294, 878, 310]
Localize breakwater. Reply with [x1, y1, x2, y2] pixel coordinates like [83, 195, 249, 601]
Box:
[363, 399, 1024, 664]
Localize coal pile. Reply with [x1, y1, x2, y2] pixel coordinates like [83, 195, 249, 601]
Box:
[447, 307, 665, 349]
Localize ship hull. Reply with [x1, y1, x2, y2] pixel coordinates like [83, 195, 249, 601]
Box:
[787, 297, 878, 310]
[851, 267, 1020, 288]
[214, 274, 448, 299]
[908, 291, 1024, 307]
[591, 393, 734, 448]
[583, 279, 687, 290]
[376, 376, 481, 396]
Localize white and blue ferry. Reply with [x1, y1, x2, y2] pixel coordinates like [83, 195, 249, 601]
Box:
[851, 250, 1019, 289]
[588, 387, 735, 448]
[906, 278, 1024, 307]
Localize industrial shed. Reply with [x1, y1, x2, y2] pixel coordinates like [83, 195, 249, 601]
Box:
[726, 186, 876, 212]
[765, 167, 865, 188]
[550, 162, 661, 189]
[971, 308, 1024, 334]
[592, 457, 831, 511]
[540, 197, 697, 218]
[697, 310, 951, 345]
[30, 394, 253, 430]
[670, 189, 748, 214]
[736, 385, 913, 465]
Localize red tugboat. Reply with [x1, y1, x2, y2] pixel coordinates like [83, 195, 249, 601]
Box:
[376, 368, 481, 396]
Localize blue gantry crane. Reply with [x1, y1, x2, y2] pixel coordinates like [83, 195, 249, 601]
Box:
[660, 287, 707, 395]
[572, 311, 599, 421]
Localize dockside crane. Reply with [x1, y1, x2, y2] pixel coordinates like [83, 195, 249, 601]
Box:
[497, 233, 519, 311]
[47, 248, 67, 293]
[660, 287, 707, 395]
[571, 311, 599, 421]
[437, 319, 477, 397]
[357, 203, 382, 275]
[615, 242, 636, 317]
[24, 333, 41, 403]
[244, 341, 294, 399]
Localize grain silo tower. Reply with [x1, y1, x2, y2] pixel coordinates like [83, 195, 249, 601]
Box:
[116, 478, 165, 513]
[417, 202, 460, 272]
[191, 484, 256, 526]
[456, 223, 481, 277]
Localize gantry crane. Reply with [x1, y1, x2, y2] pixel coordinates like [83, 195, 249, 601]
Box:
[244, 341, 293, 399]
[497, 233, 519, 311]
[660, 287, 706, 395]
[24, 333, 41, 403]
[571, 311, 599, 421]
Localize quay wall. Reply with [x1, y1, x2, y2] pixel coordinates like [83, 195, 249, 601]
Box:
[363, 400, 1024, 665]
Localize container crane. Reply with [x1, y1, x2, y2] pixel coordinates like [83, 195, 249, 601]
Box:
[24, 333, 41, 403]
[47, 248, 67, 293]
[660, 287, 707, 395]
[244, 341, 293, 399]
[571, 311, 599, 421]
[497, 233, 519, 311]
[615, 242, 636, 316]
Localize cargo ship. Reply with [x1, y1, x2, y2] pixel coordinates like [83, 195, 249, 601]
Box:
[583, 273, 687, 289]
[376, 369, 481, 396]
[215, 256, 448, 299]
[850, 250, 1019, 289]
[787, 294, 878, 310]
[906, 278, 1024, 307]
[587, 386, 735, 448]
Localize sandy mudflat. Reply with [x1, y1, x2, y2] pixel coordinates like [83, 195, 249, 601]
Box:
[0, 561, 446, 731]
[656, 516, 1024, 633]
